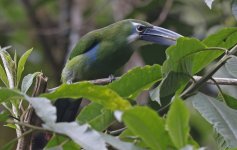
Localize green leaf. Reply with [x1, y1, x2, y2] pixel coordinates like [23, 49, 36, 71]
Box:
[162, 38, 206, 75]
[190, 92, 237, 148]
[221, 93, 237, 110]
[158, 38, 206, 100]
[45, 134, 80, 150]
[156, 28, 237, 102]
[16, 48, 33, 87]
[107, 65, 162, 99]
[21, 72, 41, 93]
[151, 72, 189, 104]
[122, 106, 170, 150]
[166, 97, 190, 149]
[0, 88, 23, 102]
[195, 28, 237, 74]
[225, 55, 237, 78]
[0, 63, 8, 87]
[77, 103, 114, 131]
[41, 82, 131, 111]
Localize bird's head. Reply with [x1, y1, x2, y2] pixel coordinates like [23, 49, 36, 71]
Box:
[124, 19, 183, 45]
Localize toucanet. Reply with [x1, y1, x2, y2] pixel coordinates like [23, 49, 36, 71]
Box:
[56, 19, 182, 122]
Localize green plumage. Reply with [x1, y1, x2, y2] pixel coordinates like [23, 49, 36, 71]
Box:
[62, 19, 151, 83]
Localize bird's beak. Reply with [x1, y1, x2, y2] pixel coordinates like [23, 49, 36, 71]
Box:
[140, 26, 183, 45]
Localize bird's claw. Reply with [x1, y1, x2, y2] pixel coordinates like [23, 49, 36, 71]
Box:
[109, 74, 116, 83]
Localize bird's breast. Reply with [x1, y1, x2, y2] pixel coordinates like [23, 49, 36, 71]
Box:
[83, 43, 133, 79]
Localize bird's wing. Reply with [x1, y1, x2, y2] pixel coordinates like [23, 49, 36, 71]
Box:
[69, 31, 101, 60]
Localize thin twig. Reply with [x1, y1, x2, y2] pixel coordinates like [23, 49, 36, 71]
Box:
[193, 76, 237, 85]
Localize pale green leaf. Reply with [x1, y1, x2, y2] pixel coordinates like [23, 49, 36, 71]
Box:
[21, 72, 41, 93]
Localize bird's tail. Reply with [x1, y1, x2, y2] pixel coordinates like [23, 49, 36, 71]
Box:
[54, 98, 82, 122]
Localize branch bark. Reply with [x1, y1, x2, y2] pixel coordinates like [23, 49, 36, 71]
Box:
[47, 75, 237, 93]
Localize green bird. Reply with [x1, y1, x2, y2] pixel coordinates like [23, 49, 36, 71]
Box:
[56, 19, 182, 122]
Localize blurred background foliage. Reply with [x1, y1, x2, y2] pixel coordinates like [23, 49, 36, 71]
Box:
[0, 0, 235, 149]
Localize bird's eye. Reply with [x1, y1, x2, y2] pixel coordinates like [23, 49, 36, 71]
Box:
[136, 25, 146, 32]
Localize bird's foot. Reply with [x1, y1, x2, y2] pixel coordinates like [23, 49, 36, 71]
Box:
[108, 74, 116, 83]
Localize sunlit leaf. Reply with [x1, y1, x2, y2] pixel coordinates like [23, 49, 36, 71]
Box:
[190, 92, 237, 148]
[166, 97, 190, 148]
[16, 48, 33, 87]
[122, 106, 170, 150]
[41, 82, 131, 111]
